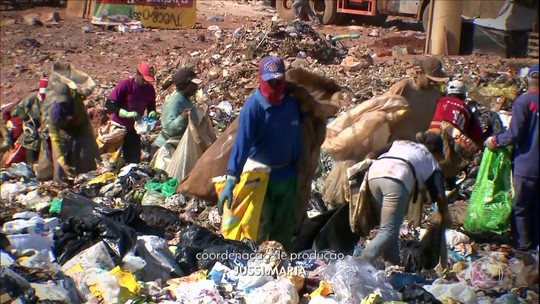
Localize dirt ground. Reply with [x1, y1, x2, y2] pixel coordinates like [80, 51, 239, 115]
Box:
[0, 1, 534, 108]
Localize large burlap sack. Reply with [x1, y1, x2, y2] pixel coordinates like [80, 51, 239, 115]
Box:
[165, 103, 216, 182]
[322, 95, 408, 161]
[41, 61, 96, 127]
[177, 68, 341, 234]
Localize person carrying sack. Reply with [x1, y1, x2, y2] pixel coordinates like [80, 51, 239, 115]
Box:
[217, 56, 304, 251]
[359, 132, 450, 266]
[152, 67, 201, 154]
[48, 83, 100, 180]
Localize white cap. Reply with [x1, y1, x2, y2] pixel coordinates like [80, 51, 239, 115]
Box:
[446, 80, 466, 95]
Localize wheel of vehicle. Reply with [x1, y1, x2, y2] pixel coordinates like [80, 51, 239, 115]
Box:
[422, 2, 431, 32]
[310, 0, 338, 25]
[276, 0, 296, 21]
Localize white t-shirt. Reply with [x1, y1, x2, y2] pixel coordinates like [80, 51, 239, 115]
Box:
[368, 141, 440, 193]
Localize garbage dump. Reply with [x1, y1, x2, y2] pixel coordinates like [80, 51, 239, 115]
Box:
[1, 13, 539, 304]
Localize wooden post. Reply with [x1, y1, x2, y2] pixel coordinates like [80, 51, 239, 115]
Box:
[424, 1, 435, 54]
[430, 0, 463, 55]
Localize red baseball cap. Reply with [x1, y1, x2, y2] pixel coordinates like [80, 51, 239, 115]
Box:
[138, 63, 155, 83]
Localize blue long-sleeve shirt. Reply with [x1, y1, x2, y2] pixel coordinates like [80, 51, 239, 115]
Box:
[227, 89, 303, 181]
[495, 90, 539, 178]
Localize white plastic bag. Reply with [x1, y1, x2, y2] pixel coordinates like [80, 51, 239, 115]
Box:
[244, 278, 300, 304]
[319, 256, 401, 303]
[424, 281, 477, 304]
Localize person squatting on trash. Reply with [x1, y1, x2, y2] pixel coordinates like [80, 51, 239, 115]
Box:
[151, 67, 201, 152]
[485, 65, 539, 252]
[48, 83, 100, 180]
[218, 56, 303, 251]
[359, 133, 450, 266]
[427, 80, 486, 187]
[104, 63, 157, 164]
[3, 78, 48, 167]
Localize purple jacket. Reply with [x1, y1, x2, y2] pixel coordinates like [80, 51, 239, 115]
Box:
[109, 78, 156, 132]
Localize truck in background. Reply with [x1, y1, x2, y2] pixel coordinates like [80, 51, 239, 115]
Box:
[274, 0, 431, 29]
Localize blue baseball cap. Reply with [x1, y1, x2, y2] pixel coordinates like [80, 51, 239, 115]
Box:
[528, 65, 539, 79]
[259, 56, 286, 82]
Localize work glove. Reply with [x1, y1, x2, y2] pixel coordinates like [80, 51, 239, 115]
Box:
[218, 176, 236, 215]
[148, 111, 157, 120]
[118, 109, 140, 120]
[484, 136, 499, 152]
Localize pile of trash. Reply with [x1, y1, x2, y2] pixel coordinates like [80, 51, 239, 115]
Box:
[2, 17, 539, 304]
[2, 165, 539, 303]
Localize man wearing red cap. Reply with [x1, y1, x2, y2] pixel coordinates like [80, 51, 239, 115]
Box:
[3, 77, 48, 167]
[104, 63, 157, 164]
[218, 56, 303, 251]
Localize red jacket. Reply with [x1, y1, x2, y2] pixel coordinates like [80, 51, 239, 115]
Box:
[430, 96, 485, 144]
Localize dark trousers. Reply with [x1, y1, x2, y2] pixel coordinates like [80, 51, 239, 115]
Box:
[122, 130, 141, 164]
[257, 176, 298, 251]
[512, 175, 539, 250]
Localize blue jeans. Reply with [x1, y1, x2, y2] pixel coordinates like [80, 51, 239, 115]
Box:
[360, 177, 410, 265]
[292, 0, 318, 20]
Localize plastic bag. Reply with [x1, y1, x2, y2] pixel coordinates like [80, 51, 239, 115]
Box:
[162, 178, 179, 197]
[134, 116, 156, 135]
[176, 224, 256, 271]
[61, 241, 115, 273]
[320, 256, 401, 303]
[214, 168, 270, 242]
[171, 279, 225, 304]
[141, 190, 165, 206]
[53, 215, 137, 265]
[166, 104, 216, 182]
[243, 278, 300, 304]
[423, 282, 477, 304]
[400, 221, 446, 273]
[400, 284, 442, 304]
[136, 235, 183, 281]
[464, 148, 513, 234]
[313, 202, 361, 254]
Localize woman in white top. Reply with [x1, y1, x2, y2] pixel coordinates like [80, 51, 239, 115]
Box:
[359, 132, 450, 266]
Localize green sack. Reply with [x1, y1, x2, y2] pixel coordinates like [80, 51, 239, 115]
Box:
[464, 148, 513, 234]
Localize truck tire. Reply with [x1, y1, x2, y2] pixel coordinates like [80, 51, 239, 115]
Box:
[276, 0, 296, 21]
[310, 0, 338, 25]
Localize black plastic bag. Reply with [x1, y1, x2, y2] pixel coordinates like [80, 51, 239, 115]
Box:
[400, 284, 442, 304]
[99, 204, 171, 239]
[59, 194, 98, 221]
[313, 203, 360, 254]
[175, 246, 203, 275]
[177, 224, 225, 249]
[53, 215, 137, 265]
[291, 207, 339, 253]
[400, 222, 445, 273]
[176, 224, 255, 271]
